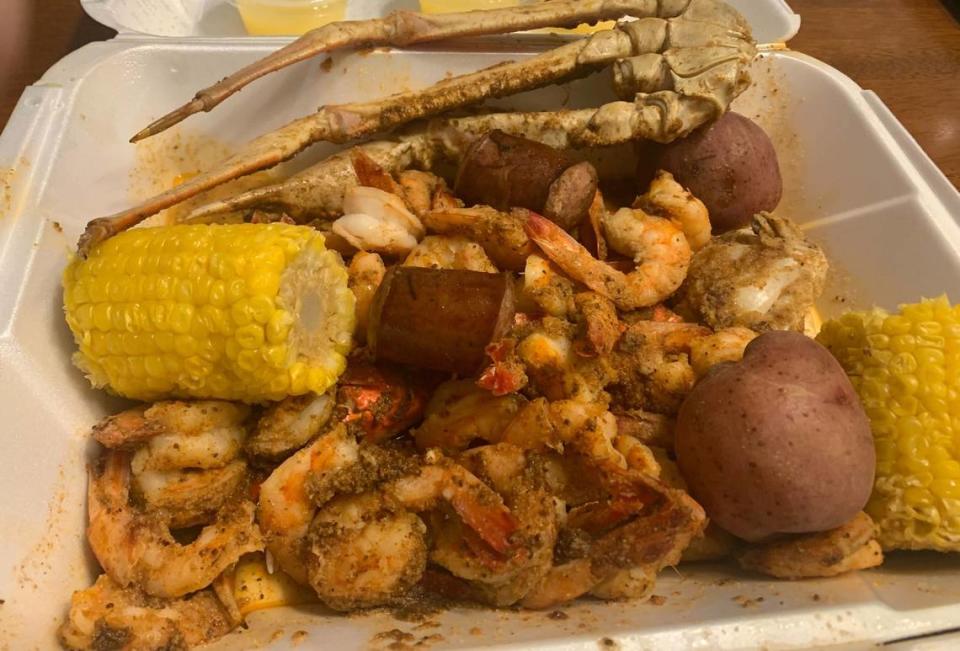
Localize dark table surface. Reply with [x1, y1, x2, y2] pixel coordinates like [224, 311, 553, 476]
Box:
[1, 0, 958, 187]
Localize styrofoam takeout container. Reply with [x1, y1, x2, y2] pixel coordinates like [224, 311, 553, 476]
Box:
[2, 1, 960, 649]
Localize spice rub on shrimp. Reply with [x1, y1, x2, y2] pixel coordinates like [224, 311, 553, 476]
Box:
[58, 574, 235, 651]
[87, 450, 263, 599]
[257, 421, 520, 609]
[91, 400, 252, 528]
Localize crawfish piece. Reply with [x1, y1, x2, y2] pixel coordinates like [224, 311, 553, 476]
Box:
[336, 360, 433, 443]
[369, 267, 517, 376]
[455, 130, 597, 230]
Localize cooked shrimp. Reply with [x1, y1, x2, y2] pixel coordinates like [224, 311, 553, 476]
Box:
[129, 424, 244, 473]
[422, 206, 535, 271]
[525, 211, 691, 311]
[523, 475, 706, 609]
[573, 291, 621, 357]
[413, 380, 527, 453]
[383, 452, 518, 555]
[634, 170, 711, 251]
[92, 401, 250, 449]
[430, 444, 558, 606]
[347, 251, 386, 342]
[614, 409, 675, 450]
[515, 317, 614, 403]
[134, 460, 248, 529]
[522, 254, 575, 317]
[403, 235, 498, 272]
[399, 170, 461, 217]
[58, 574, 235, 651]
[333, 186, 424, 256]
[257, 424, 359, 585]
[688, 326, 757, 378]
[306, 491, 428, 611]
[738, 512, 884, 579]
[302, 446, 520, 610]
[611, 321, 711, 414]
[87, 450, 263, 598]
[247, 392, 335, 460]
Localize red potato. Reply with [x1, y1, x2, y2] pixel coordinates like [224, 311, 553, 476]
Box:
[676, 331, 875, 542]
[637, 112, 782, 232]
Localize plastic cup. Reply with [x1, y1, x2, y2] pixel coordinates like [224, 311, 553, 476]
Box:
[233, 0, 347, 35]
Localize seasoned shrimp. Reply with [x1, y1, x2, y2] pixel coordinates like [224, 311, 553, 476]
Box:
[303, 447, 520, 610]
[92, 401, 250, 450]
[347, 251, 386, 342]
[134, 461, 248, 529]
[92, 401, 250, 528]
[306, 491, 428, 611]
[422, 206, 535, 271]
[404, 235, 498, 272]
[634, 170, 711, 251]
[573, 291, 622, 357]
[58, 574, 235, 651]
[525, 211, 691, 311]
[522, 254, 575, 318]
[87, 450, 263, 598]
[688, 326, 757, 378]
[257, 424, 359, 585]
[522, 471, 706, 608]
[246, 391, 335, 460]
[430, 444, 558, 606]
[413, 380, 527, 453]
[739, 512, 884, 579]
[515, 317, 614, 402]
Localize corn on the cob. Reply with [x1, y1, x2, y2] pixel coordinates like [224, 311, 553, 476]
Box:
[817, 296, 960, 551]
[63, 223, 355, 403]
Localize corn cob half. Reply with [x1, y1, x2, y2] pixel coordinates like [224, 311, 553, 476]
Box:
[818, 296, 960, 551]
[63, 223, 355, 403]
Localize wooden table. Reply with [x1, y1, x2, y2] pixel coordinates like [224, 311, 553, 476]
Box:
[1, 0, 958, 187]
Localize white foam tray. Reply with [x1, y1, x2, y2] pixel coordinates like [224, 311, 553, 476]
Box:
[3, 11, 960, 651]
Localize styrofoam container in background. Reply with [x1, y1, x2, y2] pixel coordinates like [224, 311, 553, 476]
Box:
[2, 2, 960, 650]
[79, 0, 800, 42]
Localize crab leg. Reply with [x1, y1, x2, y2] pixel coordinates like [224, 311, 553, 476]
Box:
[132, 0, 711, 143]
[78, 0, 753, 255]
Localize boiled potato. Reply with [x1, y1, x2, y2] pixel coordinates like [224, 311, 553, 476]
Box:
[638, 112, 782, 232]
[675, 331, 875, 542]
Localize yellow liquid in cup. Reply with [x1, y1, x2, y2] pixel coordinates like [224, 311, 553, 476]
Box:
[236, 0, 347, 35]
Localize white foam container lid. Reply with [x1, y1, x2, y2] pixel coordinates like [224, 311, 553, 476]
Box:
[3, 2, 960, 649]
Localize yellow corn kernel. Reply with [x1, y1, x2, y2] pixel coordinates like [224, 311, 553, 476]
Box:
[818, 296, 960, 551]
[63, 223, 355, 403]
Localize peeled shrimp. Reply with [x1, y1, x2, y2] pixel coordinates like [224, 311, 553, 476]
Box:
[306, 491, 428, 611]
[58, 574, 235, 651]
[422, 206, 535, 271]
[403, 235, 498, 272]
[92, 401, 250, 528]
[246, 391, 335, 460]
[523, 254, 575, 318]
[135, 460, 249, 529]
[413, 379, 527, 453]
[430, 444, 558, 607]
[738, 512, 883, 579]
[688, 326, 757, 378]
[257, 423, 360, 585]
[347, 251, 386, 342]
[87, 450, 263, 598]
[635, 170, 711, 251]
[525, 211, 690, 311]
[92, 401, 250, 450]
[332, 186, 424, 256]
